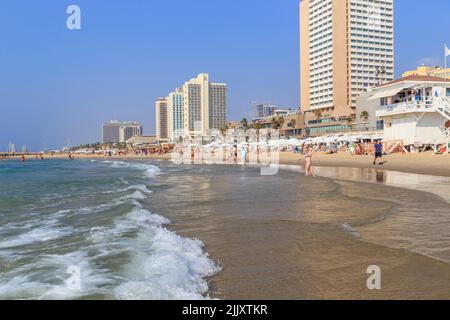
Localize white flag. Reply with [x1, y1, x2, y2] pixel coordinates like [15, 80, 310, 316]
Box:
[446, 45, 450, 57]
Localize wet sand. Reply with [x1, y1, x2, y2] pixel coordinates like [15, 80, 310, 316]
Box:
[146, 163, 450, 300]
[282, 151, 450, 177]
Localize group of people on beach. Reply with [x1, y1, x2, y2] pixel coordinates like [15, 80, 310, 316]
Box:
[3, 152, 77, 162]
[6, 139, 384, 180]
[186, 143, 251, 166]
[174, 138, 385, 177]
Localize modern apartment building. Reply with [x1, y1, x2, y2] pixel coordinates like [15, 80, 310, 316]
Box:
[256, 104, 277, 118]
[183, 74, 206, 136]
[300, 0, 394, 134]
[182, 73, 227, 137]
[167, 88, 185, 141]
[155, 97, 168, 141]
[102, 121, 142, 143]
[119, 125, 142, 143]
[209, 82, 228, 131]
[157, 73, 227, 141]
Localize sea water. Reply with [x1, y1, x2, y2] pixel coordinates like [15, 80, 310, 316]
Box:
[2, 158, 450, 299]
[0, 159, 219, 300]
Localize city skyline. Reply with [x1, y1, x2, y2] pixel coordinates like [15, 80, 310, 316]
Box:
[1, 0, 449, 151]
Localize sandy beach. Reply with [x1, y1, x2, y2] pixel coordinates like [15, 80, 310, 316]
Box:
[284, 152, 450, 178]
[11, 150, 450, 177]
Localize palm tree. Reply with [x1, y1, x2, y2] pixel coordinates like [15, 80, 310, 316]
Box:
[270, 116, 285, 130]
[289, 119, 297, 128]
[271, 117, 280, 129]
[345, 117, 354, 131]
[254, 122, 262, 143]
[240, 118, 248, 130]
[220, 124, 229, 136]
[360, 110, 369, 123]
[279, 116, 285, 129]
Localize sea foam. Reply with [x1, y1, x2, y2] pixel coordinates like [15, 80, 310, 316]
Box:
[106, 161, 161, 178]
[0, 159, 219, 300]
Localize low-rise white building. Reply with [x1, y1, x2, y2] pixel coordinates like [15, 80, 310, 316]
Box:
[364, 75, 450, 147]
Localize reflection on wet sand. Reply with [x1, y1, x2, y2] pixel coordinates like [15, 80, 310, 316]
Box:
[149, 162, 450, 299]
[280, 164, 450, 203]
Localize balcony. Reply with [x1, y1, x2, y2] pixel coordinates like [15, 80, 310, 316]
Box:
[376, 100, 436, 117]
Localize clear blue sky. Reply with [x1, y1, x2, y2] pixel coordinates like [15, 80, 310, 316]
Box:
[1, 0, 449, 151]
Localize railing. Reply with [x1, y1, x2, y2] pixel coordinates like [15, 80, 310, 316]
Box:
[442, 126, 450, 138]
[307, 127, 382, 137]
[376, 100, 435, 117]
[434, 97, 450, 121]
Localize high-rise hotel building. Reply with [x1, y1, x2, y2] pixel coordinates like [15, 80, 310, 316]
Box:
[155, 98, 168, 141]
[156, 73, 227, 141]
[167, 88, 185, 141]
[182, 73, 227, 137]
[300, 0, 394, 133]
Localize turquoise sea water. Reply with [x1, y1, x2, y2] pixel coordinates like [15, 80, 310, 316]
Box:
[0, 159, 218, 300]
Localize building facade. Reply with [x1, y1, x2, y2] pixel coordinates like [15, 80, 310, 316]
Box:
[369, 75, 450, 146]
[300, 0, 394, 131]
[356, 92, 384, 131]
[157, 73, 227, 141]
[167, 89, 185, 141]
[182, 73, 227, 137]
[103, 121, 142, 143]
[183, 75, 205, 136]
[281, 112, 305, 138]
[126, 135, 157, 147]
[155, 98, 168, 141]
[403, 65, 450, 80]
[256, 104, 277, 118]
[209, 82, 228, 132]
[119, 125, 142, 143]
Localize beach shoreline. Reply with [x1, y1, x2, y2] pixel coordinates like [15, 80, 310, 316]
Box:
[142, 161, 450, 300]
[3, 153, 450, 299]
[8, 150, 450, 178]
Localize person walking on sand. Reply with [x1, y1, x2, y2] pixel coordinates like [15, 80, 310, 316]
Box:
[304, 146, 314, 176]
[373, 140, 384, 165]
[241, 143, 248, 166]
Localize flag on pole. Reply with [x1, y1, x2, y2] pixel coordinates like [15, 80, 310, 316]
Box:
[446, 45, 450, 57]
